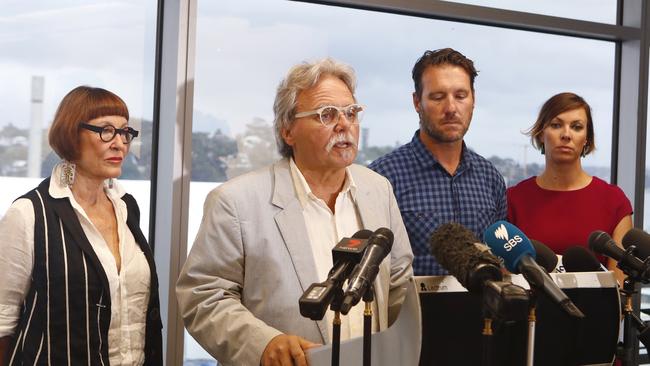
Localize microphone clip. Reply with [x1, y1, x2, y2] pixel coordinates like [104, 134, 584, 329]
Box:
[482, 280, 529, 322]
[619, 245, 650, 284]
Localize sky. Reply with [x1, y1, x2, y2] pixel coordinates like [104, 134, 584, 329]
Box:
[0, 0, 619, 168]
[0, 0, 157, 125]
[191, 0, 616, 167]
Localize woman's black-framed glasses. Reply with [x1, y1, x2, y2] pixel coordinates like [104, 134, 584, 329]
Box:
[80, 123, 139, 144]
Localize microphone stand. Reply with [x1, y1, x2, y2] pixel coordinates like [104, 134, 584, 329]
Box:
[526, 291, 537, 366]
[630, 311, 650, 350]
[330, 288, 344, 366]
[480, 286, 497, 366]
[481, 281, 530, 366]
[618, 278, 640, 366]
[615, 245, 650, 366]
[362, 284, 374, 366]
[481, 312, 494, 366]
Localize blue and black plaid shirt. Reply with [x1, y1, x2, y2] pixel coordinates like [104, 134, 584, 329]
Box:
[369, 130, 507, 275]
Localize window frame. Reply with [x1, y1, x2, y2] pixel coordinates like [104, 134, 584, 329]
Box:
[153, 1, 649, 364]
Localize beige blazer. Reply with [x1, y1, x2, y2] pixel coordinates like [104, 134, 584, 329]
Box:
[176, 159, 414, 366]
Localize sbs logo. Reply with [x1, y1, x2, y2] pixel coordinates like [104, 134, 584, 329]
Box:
[503, 235, 523, 251]
[494, 224, 509, 241]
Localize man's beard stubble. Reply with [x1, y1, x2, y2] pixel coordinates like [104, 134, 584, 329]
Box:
[419, 111, 470, 144]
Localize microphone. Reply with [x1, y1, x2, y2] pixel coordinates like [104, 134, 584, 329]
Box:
[589, 230, 650, 282]
[530, 239, 558, 273]
[562, 246, 603, 272]
[623, 228, 650, 260]
[430, 222, 503, 292]
[484, 221, 585, 318]
[595, 230, 650, 350]
[430, 222, 529, 321]
[340, 228, 393, 315]
[299, 229, 373, 320]
[332, 229, 375, 276]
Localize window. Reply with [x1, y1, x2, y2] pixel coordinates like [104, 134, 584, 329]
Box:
[447, 0, 616, 24]
[185, 0, 615, 363]
[0, 1, 157, 235]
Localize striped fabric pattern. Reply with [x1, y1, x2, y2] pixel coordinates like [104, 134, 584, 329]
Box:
[8, 178, 162, 365]
[369, 131, 507, 275]
[9, 179, 111, 365]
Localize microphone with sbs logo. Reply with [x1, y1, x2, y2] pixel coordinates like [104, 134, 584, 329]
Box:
[299, 229, 373, 320]
[484, 221, 585, 318]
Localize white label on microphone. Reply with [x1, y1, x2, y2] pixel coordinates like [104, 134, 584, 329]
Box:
[414, 276, 466, 293]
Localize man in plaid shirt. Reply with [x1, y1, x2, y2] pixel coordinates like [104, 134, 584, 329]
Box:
[369, 48, 506, 275]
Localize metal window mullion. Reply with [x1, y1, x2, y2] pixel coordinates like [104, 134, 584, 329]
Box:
[152, 0, 196, 365]
[296, 0, 639, 41]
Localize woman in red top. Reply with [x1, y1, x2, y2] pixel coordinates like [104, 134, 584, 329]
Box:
[507, 92, 632, 280]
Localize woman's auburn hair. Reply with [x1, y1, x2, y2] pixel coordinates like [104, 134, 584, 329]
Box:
[527, 92, 595, 155]
[49, 86, 129, 161]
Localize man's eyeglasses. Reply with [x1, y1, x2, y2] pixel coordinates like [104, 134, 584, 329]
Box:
[294, 104, 365, 127]
[80, 123, 139, 144]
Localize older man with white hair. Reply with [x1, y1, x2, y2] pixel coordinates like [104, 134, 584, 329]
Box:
[176, 58, 414, 366]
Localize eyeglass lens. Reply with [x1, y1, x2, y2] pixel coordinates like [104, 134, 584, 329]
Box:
[320, 105, 363, 125]
[100, 126, 135, 143]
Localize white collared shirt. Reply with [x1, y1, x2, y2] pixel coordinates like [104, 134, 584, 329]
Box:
[289, 158, 377, 341]
[0, 163, 150, 365]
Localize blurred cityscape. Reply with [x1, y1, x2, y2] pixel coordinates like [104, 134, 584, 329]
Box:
[0, 118, 617, 187]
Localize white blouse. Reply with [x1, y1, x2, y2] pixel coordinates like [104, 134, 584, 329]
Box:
[0, 164, 151, 366]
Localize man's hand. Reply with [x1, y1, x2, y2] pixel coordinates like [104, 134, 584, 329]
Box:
[261, 334, 320, 366]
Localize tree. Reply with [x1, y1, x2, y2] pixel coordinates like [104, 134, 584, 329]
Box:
[226, 117, 279, 179]
[191, 129, 238, 182]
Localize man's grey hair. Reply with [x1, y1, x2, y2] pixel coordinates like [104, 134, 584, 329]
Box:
[273, 57, 357, 158]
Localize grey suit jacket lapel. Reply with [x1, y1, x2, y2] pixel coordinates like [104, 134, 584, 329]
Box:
[272, 160, 329, 343]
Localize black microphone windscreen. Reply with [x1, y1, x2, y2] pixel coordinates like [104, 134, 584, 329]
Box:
[590, 230, 649, 280]
[622, 228, 650, 260]
[563, 246, 602, 272]
[588, 231, 613, 256]
[352, 229, 374, 239]
[430, 222, 501, 290]
[372, 227, 394, 252]
[531, 239, 558, 273]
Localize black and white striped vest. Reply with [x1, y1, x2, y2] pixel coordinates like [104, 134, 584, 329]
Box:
[8, 177, 162, 365]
